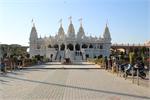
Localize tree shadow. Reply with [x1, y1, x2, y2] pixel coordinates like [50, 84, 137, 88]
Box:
[22, 69, 47, 72]
[10, 72, 24, 75]
[0, 79, 9, 83]
[4, 75, 150, 100]
[0, 79, 11, 86]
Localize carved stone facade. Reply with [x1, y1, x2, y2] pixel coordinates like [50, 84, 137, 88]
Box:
[29, 19, 111, 61]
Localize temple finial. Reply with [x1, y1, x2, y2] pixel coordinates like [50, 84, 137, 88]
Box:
[106, 19, 109, 27]
[68, 16, 72, 23]
[31, 19, 35, 27]
[59, 19, 62, 27]
[79, 18, 82, 26]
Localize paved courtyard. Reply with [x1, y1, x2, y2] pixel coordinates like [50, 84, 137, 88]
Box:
[0, 63, 149, 100]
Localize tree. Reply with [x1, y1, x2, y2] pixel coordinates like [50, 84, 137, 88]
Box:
[129, 52, 135, 64]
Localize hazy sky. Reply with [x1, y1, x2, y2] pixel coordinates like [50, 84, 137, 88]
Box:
[0, 0, 149, 46]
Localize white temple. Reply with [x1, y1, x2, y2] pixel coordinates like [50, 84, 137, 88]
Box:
[29, 18, 111, 61]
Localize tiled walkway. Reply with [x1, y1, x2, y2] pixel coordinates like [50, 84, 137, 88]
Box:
[0, 64, 149, 100]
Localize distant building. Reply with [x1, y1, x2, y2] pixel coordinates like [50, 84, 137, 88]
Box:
[29, 18, 111, 61]
[145, 41, 150, 47]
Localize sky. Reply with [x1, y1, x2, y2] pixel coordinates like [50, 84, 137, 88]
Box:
[0, 0, 149, 46]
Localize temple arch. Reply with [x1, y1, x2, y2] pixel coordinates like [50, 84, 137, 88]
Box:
[60, 44, 65, 50]
[48, 44, 52, 48]
[53, 44, 59, 50]
[82, 44, 88, 48]
[89, 44, 93, 48]
[67, 44, 74, 51]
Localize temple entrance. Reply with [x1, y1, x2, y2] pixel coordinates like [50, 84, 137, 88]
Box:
[75, 44, 80, 51]
[60, 44, 65, 50]
[67, 44, 74, 51]
[89, 44, 93, 48]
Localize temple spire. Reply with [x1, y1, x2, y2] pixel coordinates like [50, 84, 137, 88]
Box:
[58, 19, 65, 39]
[77, 18, 85, 39]
[67, 16, 75, 38]
[103, 22, 111, 41]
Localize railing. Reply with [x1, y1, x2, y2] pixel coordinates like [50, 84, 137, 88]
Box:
[112, 43, 148, 47]
[104, 63, 148, 86]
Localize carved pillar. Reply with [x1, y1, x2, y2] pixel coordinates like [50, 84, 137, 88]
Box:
[88, 44, 90, 49]
[65, 43, 67, 50]
[95, 43, 97, 49]
[59, 44, 61, 51]
[80, 43, 82, 51]
[73, 43, 75, 51]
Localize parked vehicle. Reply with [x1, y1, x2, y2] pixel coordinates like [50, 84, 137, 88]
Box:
[118, 63, 128, 72]
[123, 63, 146, 79]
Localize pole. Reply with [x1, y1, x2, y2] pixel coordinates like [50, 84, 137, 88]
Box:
[124, 66, 127, 80]
[132, 66, 134, 83]
[4, 62, 7, 74]
[119, 66, 121, 77]
[137, 69, 139, 85]
[116, 64, 118, 76]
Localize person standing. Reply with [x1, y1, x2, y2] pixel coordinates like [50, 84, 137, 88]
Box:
[17, 55, 22, 70]
[109, 58, 112, 69]
[104, 56, 108, 70]
[1, 58, 6, 74]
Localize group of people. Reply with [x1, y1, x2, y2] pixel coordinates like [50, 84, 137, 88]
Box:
[0, 55, 23, 74]
[104, 56, 113, 70]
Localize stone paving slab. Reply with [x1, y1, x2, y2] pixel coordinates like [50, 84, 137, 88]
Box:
[0, 64, 149, 100]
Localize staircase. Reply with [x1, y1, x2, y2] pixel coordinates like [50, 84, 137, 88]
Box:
[55, 50, 85, 62]
[68, 51, 75, 61]
[55, 51, 59, 60]
[55, 51, 65, 61]
[75, 56, 82, 61]
[75, 51, 83, 61]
